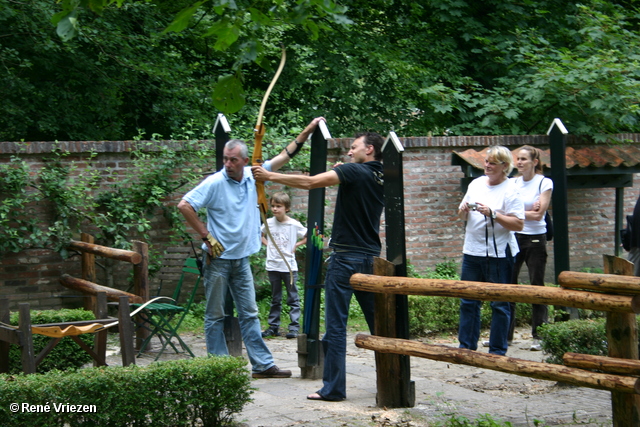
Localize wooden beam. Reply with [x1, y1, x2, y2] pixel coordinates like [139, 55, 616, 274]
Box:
[0, 326, 21, 345]
[0, 300, 11, 372]
[559, 271, 640, 295]
[68, 240, 142, 264]
[564, 353, 640, 376]
[118, 296, 135, 367]
[81, 233, 97, 282]
[355, 334, 640, 395]
[132, 240, 150, 350]
[602, 254, 640, 427]
[93, 292, 108, 368]
[18, 303, 35, 374]
[350, 274, 640, 313]
[59, 274, 143, 304]
[373, 257, 414, 408]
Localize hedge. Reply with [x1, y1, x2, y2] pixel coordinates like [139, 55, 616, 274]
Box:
[0, 356, 253, 426]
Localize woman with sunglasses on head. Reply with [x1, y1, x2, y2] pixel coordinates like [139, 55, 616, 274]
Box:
[457, 145, 524, 355]
[508, 145, 553, 351]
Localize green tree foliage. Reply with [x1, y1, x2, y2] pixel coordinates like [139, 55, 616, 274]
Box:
[416, 0, 640, 141]
[1, 1, 222, 141]
[1, 0, 639, 141]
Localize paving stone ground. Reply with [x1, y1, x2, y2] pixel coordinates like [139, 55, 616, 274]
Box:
[106, 327, 614, 426]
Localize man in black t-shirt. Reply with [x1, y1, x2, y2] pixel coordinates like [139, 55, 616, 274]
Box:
[628, 193, 640, 276]
[252, 127, 384, 401]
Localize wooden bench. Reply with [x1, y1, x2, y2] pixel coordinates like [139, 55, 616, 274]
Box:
[0, 293, 135, 374]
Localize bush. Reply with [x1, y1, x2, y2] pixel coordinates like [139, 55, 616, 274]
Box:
[0, 356, 253, 426]
[538, 318, 608, 365]
[7, 308, 95, 374]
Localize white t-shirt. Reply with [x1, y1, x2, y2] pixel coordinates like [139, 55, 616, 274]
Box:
[512, 175, 553, 235]
[462, 176, 524, 258]
[261, 217, 307, 272]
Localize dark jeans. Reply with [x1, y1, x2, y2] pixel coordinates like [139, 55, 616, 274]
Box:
[266, 271, 300, 332]
[508, 233, 548, 340]
[458, 248, 514, 356]
[317, 252, 376, 401]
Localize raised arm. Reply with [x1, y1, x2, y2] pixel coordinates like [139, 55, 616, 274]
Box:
[269, 117, 326, 172]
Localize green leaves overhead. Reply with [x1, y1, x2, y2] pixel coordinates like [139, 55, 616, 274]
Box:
[212, 74, 246, 114]
[54, 9, 78, 41]
[163, 1, 206, 34]
[4, 0, 640, 141]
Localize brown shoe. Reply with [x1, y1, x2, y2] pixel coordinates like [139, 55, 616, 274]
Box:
[252, 365, 292, 379]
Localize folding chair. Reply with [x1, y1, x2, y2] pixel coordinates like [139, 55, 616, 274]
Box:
[133, 257, 202, 360]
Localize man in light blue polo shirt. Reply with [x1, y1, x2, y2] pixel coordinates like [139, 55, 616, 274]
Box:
[177, 117, 324, 378]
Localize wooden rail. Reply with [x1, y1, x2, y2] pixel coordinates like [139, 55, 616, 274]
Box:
[356, 334, 640, 394]
[564, 353, 640, 377]
[68, 240, 142, 264]
[351, 255, 640, 426]
[350, 274, 640, 313]
[59, 274, 143, 304]
[559, 271, 640, 295]
[61, 233, 149, 349]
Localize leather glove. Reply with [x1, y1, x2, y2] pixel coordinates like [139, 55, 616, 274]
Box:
[203, 233, 224, 259]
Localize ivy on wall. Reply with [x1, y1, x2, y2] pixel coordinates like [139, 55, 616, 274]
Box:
[0, 123, 312, 269]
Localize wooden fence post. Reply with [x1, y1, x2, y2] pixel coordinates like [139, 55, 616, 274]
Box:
[373, 257, 415, 407]
[81, 233, 97, 312]
[0, 299, 10, 373]
[118, 295, 135, 366]
[18, 303, 35, 374]
[93, 292, 108, 367]
[132, 240, 149, 349]
[603, 255, 640, 426]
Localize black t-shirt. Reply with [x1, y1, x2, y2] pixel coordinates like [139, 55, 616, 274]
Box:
[631, 194, 640, 249]
[330, 161, 384, 255]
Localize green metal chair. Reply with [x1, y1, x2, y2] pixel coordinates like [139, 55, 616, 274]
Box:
[133, 257, 202, 360]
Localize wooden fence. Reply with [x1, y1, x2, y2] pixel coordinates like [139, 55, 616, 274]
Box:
[352, 255, 640, 426]
[60, 232, 149, 348]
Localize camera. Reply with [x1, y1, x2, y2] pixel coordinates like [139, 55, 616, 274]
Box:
[467, 203, 478, 211]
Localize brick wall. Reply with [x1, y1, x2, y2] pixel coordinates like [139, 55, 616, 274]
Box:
[2, 136, 640, 310]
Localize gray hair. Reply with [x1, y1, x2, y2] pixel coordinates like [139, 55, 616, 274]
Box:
[225, 139, 249, 159]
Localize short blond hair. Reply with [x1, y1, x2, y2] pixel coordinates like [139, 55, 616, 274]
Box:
[486, 145, 514, 176]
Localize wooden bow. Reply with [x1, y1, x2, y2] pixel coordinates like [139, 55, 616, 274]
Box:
[251, 47, 294, 284]
[252, 46, 286, 217]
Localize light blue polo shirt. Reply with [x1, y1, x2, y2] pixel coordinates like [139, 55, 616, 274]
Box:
[183, 161, 272, 259]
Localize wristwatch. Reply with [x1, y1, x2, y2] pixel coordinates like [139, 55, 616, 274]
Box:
[491, 209, 497, 219]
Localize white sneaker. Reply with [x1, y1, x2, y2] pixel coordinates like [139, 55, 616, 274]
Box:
[530, 339, 542, 351]
[482, 340, 490, 347]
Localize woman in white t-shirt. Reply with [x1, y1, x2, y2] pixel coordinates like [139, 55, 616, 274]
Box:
[457, 145, 524, 356]
[508, 146, 553, 350]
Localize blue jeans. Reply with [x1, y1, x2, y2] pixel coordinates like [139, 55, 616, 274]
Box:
[458, 252, 513, 356]
[202, 257, 274, 373]
[318, 252, 376, 401]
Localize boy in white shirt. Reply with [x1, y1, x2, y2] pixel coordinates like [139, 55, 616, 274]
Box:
[261, 192, 307, 339]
